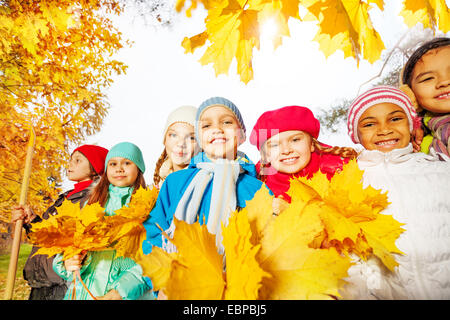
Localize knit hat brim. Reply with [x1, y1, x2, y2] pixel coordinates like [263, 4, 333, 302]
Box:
[105, 142, 146, 173]
[347, 86, 417, 144]
[195, 97, 246, 148]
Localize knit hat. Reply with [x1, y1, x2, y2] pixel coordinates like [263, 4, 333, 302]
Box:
[72, 144, 109, 175]
[105, 142, 146, 173]
[162, 105, 197, 143]
[250, 106, 320, 150]
[196, 97, 246, 147]
[347, 86, 417, 144]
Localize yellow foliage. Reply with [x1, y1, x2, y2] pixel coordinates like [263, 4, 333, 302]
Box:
[176, 0, 449, 83]
[222, 209, 270, 300]
[0, 1, 128, 232]
[290, 160, 405, 271]
[28, 187, 158, 261]
[164, 218, 226, 300]
[401, 0, 450, 32]
[258, 198, 350, 299]
[28, 201, 110, 260]
[104, 187, 159, 261]
[138, 160, 404, 299]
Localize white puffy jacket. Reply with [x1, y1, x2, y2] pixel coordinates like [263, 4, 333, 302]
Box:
[341, 144, 450, 300]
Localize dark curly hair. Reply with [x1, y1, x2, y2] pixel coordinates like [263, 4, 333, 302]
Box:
[401, 37, 450, 86]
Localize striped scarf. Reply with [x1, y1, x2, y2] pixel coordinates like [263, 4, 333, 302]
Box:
[427, 113, 450, 157]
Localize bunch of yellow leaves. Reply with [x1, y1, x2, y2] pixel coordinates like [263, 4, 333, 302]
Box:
[28, 201, 110, 260]
[137, 160, 404, 300]
[286, 160, 405, 271]
[103, 187, 159, 261]
[29, 187, 159, 261]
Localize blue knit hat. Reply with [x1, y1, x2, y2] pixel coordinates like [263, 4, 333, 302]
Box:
[196, 97, 246, 147]
[105, 142, 146, 173]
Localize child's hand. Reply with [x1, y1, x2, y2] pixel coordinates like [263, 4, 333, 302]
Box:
[412, 125, 424, 153]
[11, 204, 36, 224]
[157, 290, 168, 300]
[96, 289, 122, 300]
[64, 251, 87, 272]
[272, 196, 289, 216]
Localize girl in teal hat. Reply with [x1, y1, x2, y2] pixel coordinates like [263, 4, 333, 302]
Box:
[53, 142, 153, 300]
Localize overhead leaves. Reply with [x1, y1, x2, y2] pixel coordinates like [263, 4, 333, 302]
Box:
[176, 0, 450, 83]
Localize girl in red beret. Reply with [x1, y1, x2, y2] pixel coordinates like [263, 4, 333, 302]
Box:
[10, 144, 108, 300]
[250, 105, 357, 215]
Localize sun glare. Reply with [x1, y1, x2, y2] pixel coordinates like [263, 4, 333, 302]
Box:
[260, 18, 279, 42]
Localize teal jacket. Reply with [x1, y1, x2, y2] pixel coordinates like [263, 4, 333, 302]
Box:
[53, 184, 153, 300]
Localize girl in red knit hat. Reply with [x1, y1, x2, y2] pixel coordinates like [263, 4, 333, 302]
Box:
[10, 144, 108, 300]
[250, 105, 357, 215]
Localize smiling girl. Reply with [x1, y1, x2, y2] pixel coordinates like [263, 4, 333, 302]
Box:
[343, 86, 450, 300]
[53, 142, 152, 300]
[153, 105, 198, 188]
[250, 105, 357, 215]
[400, 37, 450, 157]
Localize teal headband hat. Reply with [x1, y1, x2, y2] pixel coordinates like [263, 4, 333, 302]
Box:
[104, 142, 146, 173]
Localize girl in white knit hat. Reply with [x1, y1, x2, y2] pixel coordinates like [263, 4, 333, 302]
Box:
[152, 105, 199, 188]
[342, 85, 450, 300]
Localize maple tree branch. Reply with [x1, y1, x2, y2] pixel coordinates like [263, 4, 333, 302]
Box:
[357, 29, 412, 96]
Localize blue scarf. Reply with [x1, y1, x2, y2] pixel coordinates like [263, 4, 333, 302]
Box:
[164, 152, 253, 252]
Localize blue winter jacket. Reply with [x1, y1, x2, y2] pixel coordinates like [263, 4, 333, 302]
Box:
[142, 152, 264, 255]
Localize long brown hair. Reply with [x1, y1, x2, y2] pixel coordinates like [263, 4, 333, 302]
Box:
[87, 170, 147, 207]
[311, 138, 358, 159]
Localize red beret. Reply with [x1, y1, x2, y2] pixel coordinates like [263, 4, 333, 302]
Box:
[250, 106, 320, 150]
[73, 144, 109, 175]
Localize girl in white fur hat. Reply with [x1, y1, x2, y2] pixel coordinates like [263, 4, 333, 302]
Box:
[152, 105, 199, 188]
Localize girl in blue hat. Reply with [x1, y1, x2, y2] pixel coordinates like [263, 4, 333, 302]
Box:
[53, 142, 153, 300]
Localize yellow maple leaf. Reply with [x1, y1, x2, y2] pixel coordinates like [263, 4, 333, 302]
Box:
[257, 197, 350, 299]
[104, 187, 159, 261]
[289, 160, 404, 270]
[305, 0, 385, 64]
[400, 0, 450, 32]
[222, 210, 270, 300]
[241, 184, 274, 243]
[29, 201, 110, 260]
[164, 218, 225, 300]
[358, 214, 405, 271]
[137, 246, 176, 291]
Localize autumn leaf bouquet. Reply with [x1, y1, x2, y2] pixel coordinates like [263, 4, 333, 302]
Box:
[137, 160, 404, 300]
[28, 187, 159, 298]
